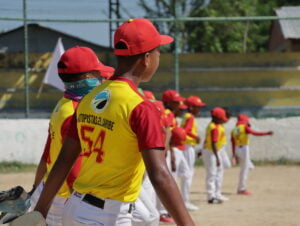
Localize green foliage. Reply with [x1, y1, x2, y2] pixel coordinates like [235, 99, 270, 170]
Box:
[0, 161, 37, 174]
[139, 0, 300, 53]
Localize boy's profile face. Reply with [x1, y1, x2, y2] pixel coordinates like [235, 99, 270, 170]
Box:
[141, 48, 160, 82]
[189, 106, 201, 116]
[168, 101, 180, 112]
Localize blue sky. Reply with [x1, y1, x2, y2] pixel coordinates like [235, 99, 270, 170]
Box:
[0, 0, 152, 47]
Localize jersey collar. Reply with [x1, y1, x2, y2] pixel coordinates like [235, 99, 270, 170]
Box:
[109, 75, 145, 99]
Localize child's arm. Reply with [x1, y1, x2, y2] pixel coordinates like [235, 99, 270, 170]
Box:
[245, 125, 273, 136]
[211, 128, 220, 167]
[230, 133, 238, 165]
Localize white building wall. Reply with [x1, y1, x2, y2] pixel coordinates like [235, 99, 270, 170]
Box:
[0, 117, 299, 164]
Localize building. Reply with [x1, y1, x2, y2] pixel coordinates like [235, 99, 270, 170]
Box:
[0, 23, 111, 53]
[269, 6, 300, 52]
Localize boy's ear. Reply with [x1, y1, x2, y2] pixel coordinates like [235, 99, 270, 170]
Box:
[143, 52, 151, 67]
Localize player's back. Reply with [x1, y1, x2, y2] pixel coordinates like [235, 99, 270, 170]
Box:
[74, 77, 147, 202]
[46, 97, 77, 198]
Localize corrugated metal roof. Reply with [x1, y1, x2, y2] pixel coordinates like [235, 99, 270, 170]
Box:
[275, 6, 300, 39]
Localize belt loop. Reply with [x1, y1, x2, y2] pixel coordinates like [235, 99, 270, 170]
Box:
[128, 203, 135, 213]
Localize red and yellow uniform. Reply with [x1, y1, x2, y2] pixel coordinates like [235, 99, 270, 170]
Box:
[204, 122, 226, 151]
[42, 96, 82, 198]
[67, 76, 164, 202]
[231, 123, 271, 146]
[164, 108, 177, 129]
[181, 112, 198, 146]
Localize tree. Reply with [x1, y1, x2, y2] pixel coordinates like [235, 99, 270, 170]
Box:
[140, 0, 300, 53]
[139, 0, 207, 52]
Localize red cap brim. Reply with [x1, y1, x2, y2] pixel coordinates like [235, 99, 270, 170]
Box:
[160, 35, 174, 45]
[97, 65, 115, 78]
[180, 104, 188, 109]
[195, 102, 206, 107]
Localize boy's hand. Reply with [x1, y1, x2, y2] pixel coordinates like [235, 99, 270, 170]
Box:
[197, 151, 202, 158]
[232, 155, 239, 165]
[195, 136, 201, 144]
[216, 157, 221, 167]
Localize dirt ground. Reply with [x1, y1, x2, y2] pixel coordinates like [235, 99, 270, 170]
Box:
[1, 166, 300, 226]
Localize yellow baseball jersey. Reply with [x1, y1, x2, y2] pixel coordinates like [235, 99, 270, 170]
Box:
[231, 124, 249, 146]
[68, 76, 164, 202]
[43, 97, 78, 198]
[181, 112, 198, 145]
[204, 122, 226, 151]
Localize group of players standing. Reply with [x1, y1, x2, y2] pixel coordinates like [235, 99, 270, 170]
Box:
[15, 18, 273, 226]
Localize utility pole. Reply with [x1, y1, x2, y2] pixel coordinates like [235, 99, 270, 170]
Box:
[108, 0, 120, 49]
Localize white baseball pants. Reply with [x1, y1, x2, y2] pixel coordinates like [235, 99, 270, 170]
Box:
[29, 182, 67, 226]
[182, 144, 196, 202]
[219, 148, 232, 169]
[62, 192, 133, 226]
[170, 147, 192, 203]
[202, 148, 224, 200]
[236, 145, 255, 191]
[132, 175, 159, 226]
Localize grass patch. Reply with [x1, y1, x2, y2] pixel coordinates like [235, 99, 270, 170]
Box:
[0, 161, 37, 174]
[195, 157, 300, 167]
[252, 158, 300, 166]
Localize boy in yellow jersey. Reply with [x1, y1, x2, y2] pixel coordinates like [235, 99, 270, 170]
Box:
[28, 46, 114, 226]
[203, 107, 228, 204]
[231, 114, 273, 195]
[32, 19, 194, 226]
[180, 96, 206, 210]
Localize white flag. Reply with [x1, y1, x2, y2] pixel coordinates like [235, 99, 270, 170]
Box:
[43, 38, 65, 91]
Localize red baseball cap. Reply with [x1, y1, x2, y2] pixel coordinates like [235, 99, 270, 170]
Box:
[237, 114, 249, 124]
[185, 96, 206, 107]
[162, 90, 185, 102]
[172, 127, 187, 151]
[114, 18, 174, 56]
[143, 90, 156, 101]
[211, 107, 228, 121]
[58, 46, 114, 78]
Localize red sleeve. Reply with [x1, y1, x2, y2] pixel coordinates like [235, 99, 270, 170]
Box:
[182, 116, 198, 139]
[165, 113, 175, 128]
[211, 128, 219, 143]
[61, 115, 74, 141]
[130, 101, 165, 151]
[42, 131, 51, 163]
[66, 112, 80, 140]
[66, 154, 83, 188]
[245, 125, 270, 136]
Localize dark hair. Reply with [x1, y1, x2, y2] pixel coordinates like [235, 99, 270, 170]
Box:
[58, 72, 88, 83]
[116, 47, 157, 65]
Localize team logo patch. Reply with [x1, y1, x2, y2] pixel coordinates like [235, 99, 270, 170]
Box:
[91, 89, 110, 113]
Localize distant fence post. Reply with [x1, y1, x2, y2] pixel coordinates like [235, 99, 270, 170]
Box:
[174, 1, 180, 92]
[23, 0, 30, 117]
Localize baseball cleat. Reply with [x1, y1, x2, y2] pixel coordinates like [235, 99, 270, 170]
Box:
[237, 190, 252, 195]
[159, 214, 175, 224]
[216, 194, 229, 201]
[185, 202, 199, 211]
[208, 198, 223, 204]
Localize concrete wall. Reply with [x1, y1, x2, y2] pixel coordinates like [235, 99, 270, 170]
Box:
[194, 117, 300, 161]
[0, 117, 299, 164]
